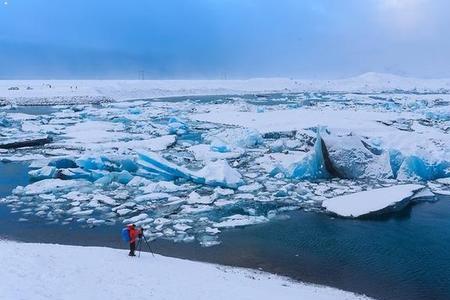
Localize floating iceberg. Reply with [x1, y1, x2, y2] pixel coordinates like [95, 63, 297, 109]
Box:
[206, 128, 263, 149]
[13, 179, 90, 196]
[322, 184, 425, 218]
[396, 155, 450, 181]
[136, 150, 243, 188]
[168, 117, 189, 135]
[0, 113, 11, 127]
[320, 134, 393, 179]
[94, 170, 134, 186]
[213, 214, 269, 228]
[49, 158, 78, 169]
[28, 166, 56, 181]
[289, 133, 330, 180]
[187, 191, 215, 204]
[137, 150, 193, 179]
[195, 160, 244, 188]
[210, 139, 232, 153]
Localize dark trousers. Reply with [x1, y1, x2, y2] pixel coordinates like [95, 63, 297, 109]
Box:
[129, 241, 136, 255]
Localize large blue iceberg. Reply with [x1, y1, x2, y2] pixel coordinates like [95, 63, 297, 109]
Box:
[136, 150, 243, 188]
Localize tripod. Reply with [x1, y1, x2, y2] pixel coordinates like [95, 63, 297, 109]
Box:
[136, 234, 155, 258]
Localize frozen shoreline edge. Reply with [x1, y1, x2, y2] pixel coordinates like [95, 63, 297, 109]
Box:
[0, 239, 373, 300]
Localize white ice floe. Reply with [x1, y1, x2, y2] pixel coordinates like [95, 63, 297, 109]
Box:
[205, 127, 263, 149]
[238, 182, 263, 193]
[28, 166, 56, 180]
[410, 188, 436, 201]
[123, 213, 149, 224]
[436, 178, 450, 185]
[13, 179, 88, 196]
[322, 184, 425, 218]
[92, 194, 117, 206]
[213, 214, 269, 228]
[187, 191, 215, 204]
[63, 121, 126, 145]
[195, 160, 244, 188]
[92, 135, 176, 153]
[255, 152, 306, 176]
[140, 180, 187, 193]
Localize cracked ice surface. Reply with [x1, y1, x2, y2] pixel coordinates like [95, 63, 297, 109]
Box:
[1, 87, 449, 245]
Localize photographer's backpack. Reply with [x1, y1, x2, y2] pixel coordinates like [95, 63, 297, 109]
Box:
[121, 227, 131, 242]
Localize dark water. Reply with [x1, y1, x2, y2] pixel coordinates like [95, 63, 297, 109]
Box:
[1, 162, 450, 300]
[3, 106, 57, 115]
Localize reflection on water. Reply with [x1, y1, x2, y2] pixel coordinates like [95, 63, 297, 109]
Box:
[1, 162, 450, 300]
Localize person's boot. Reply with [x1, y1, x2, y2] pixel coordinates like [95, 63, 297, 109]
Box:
[129, 251, 136, 257]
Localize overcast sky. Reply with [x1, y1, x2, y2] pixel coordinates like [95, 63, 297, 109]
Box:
[1, 0, 449, 79]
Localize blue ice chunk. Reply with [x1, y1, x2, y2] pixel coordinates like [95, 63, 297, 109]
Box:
[290, 133, 330, 180]
[116, 170, 133, 184]
[389, 149, 404, 177]
[382, 100, 401, 111]
[76, 156, 119, 171]
[210, 140, 231, 153]
[407, 100, 429, 110]
[95, 174, 113, 186]
[137, 150, 192, 179]
[397, 155, 450, 181]
[136, 158, 178, 180]
[0, 114, 11, 127]
[425, 110, 450, 121]
[168, 117, 189, 135]
[111, 117, 131, 124]
[48, 158, 77, 169]
[136, 150, 242, 188]
[236, 129, 263, 148]
[91, 170, 110, 181]
[90, 169, 133, 185]
[178, 132, 202, 143]
[128, 107, 142, 115]
[76, 157, 104, 170]
[120, 159, 138, 173]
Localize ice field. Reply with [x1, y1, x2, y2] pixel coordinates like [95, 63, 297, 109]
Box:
[1, 75, 449, 246]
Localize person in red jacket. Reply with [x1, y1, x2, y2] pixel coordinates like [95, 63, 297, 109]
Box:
[128, 224, 142, 256]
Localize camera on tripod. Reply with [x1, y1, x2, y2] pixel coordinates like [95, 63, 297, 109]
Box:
[138, 227, 144, 239]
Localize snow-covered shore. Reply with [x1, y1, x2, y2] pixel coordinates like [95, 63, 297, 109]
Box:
[1, 72, 450, 105]
[0, 240, 371, 300]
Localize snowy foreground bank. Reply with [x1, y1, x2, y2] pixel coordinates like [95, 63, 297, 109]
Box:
[0, 241, 370, 300]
